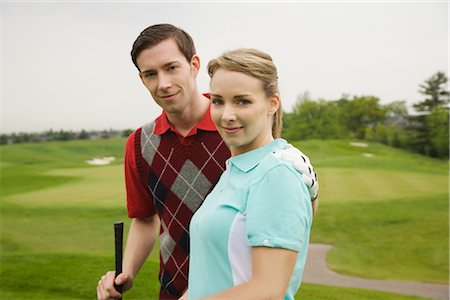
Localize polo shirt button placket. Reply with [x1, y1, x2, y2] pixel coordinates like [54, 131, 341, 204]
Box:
[219, 160, 232, 194]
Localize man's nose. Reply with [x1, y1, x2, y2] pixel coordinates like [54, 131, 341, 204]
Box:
[157, 74, 172, 90]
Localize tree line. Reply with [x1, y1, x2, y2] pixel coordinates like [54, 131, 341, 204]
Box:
[282, 71, 449, 159]
[2, 72, 448, 159]
[0, 129, 134, 145]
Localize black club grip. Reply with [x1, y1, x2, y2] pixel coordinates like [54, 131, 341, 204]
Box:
[114, 222, 124, 299]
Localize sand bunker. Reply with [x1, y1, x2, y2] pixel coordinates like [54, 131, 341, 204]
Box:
[86, 156, 116, 165]
[350, 142, 368, 148]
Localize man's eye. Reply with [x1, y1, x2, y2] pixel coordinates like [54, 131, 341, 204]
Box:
[167, 65, 177, 71]
[143, 72, 156, 78]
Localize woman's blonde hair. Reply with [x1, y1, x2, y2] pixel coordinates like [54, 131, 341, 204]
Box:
[207, 48, 282, 138]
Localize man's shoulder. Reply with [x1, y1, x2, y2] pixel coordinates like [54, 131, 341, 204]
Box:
[126, 120, 158, 146]
[140, 120, 157, 134]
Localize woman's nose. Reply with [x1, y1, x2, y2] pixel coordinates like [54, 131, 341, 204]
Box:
[221, 105, 237, 122]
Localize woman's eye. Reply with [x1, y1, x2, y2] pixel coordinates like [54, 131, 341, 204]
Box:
[211, 98, 223, 105]
[236, 98, 250, 105]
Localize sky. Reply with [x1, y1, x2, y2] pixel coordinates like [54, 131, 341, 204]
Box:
[1, 1, 448, 134]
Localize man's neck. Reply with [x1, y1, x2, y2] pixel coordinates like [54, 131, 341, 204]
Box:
[166, 93, 210, 137]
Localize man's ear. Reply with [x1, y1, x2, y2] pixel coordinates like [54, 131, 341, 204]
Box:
[268, 93, 281, 115]
[190, 54, 201, 78]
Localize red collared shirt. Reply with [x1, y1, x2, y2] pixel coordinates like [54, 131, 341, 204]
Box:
[153, 106, 217, 138]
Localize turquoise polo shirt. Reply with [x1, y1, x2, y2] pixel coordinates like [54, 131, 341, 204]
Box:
[188, 139, 312, 300]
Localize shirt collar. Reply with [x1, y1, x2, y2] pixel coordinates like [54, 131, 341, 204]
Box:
[153, 93, 216, 136]
[229, 139, 287, 172]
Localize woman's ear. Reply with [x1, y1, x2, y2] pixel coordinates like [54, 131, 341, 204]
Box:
[268, 93, 281, 115]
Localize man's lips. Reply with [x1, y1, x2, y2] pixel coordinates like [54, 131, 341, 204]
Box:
[158, 92, 179, 101]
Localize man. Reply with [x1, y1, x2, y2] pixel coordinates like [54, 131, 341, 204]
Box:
[97, 24, 318, 300]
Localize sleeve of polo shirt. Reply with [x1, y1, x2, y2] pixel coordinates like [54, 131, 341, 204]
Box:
[246, 164, 311, 252]
[124, 131, 157, 219]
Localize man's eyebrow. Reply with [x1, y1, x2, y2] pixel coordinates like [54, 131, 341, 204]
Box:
[141, 61, 180, 74]
[164, 60, 180, 66]
[141, 69, 156, 74]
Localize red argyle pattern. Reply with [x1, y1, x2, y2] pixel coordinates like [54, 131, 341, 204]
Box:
[138, 122, 230, 298]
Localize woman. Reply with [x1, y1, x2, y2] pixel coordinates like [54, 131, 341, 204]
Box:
[186, 48, 313, 300]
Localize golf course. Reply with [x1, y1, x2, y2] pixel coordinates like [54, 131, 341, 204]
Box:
[0, 137, 448, 299]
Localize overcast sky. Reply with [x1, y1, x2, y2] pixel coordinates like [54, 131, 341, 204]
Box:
[1, 1, 448, 134]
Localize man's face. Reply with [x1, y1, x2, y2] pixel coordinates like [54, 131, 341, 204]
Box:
[136, 39, 199, 114]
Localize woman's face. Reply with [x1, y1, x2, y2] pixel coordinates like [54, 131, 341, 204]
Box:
[210, 68, 279, 156]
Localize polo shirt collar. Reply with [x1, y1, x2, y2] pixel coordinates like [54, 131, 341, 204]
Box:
[229, 139, 287, 172]
[153, 106, 217, 136]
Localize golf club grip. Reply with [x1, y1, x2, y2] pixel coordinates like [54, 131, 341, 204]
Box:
[114, 222, 124, 299]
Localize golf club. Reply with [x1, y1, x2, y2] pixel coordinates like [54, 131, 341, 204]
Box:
[114, 221, 124, 300]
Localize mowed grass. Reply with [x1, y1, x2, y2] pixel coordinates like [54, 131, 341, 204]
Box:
[313, 194, 448, 282]
[0, 138, 125, 197]
[294, 139, 448, 283]
[0, 138, 447, 299]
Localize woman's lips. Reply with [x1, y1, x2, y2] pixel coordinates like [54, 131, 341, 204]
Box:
[222, 126, 242, 134]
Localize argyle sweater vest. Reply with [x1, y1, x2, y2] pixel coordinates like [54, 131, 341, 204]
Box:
[135, 121, 230, 298]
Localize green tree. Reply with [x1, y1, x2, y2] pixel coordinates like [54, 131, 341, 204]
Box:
[408, 71, 449, 158]
[56, 130, 72, 141]
[426, 106, 449, 158]
[338, 95, 386, 139]
[0, 134, 8, 145]
[78, 129, 90, 140]
[122, 129, 134, 138]
[381, 100, 409, 147]
[283, 93, 345, 140]
[414, 71, 449, 112]
[384, 100, 408, 120]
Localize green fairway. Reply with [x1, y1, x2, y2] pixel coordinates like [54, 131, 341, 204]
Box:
[0, 138, 124, 197]
[293, 139, 449, 284]
[298, 283, 432, 300]
[4, 165, 126, 208]
[0, 138, 447, 299]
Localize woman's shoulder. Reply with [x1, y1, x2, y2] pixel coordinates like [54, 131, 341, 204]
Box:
[253, 152, 302, 184]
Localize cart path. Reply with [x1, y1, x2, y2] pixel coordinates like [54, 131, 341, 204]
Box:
[302, 244, 449, 300]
